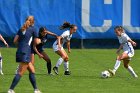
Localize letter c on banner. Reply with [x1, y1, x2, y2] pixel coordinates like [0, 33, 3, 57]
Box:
[82, 0, 112, 32]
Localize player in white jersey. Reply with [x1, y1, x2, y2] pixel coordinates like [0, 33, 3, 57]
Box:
[109, 26, 138, 78]
[53, 22, 77, 75]
[0, 34, 9, 75]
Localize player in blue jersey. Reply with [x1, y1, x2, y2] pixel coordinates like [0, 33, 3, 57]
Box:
[8, 16, 41, 93]
[33, 27, 57, 75]
[0, 34, 9, 75]
[53, 22, 77, 75]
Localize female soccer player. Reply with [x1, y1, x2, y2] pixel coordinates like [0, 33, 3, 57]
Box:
[0, 34, 9, 75]
[108, 26, 138, 78]
[8, 16, 41, 93]
[53, 22, 77, 75]
[33, 27, 57, 75]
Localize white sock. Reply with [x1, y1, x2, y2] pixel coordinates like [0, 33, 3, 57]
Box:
[127, 66, 138, 77]
[64, 62, 69, 71]
[0, 62, 2, 73]
[113, 60, 121, 72]
[0, 56, 3, 73]
[56, 58, 64, 68]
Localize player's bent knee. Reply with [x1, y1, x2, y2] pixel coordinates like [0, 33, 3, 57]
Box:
[18, 72, 24, 76]
[117, 57, 121, 61]
[119, 55, 125, 60]
[120, 58, 124, 60]
[124, 64, 128, 68]
[61, 56, 67, 60]
[64, 57, 69, 62]
[47, 59, 51, 63]
[29, 68, 35, 73]
[116, 55, 122, 61]
[116, 56, 119, 59]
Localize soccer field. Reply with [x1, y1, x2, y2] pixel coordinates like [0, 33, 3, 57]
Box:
[0, 48, 140, 93]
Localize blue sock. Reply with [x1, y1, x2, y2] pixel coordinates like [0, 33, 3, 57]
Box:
[10, 74, 21, 89]
[29, 73, 37, 89]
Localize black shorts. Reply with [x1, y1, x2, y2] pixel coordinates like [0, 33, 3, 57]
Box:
[31, 48, 44, 54]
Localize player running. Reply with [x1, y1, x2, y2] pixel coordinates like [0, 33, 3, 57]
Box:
[0, 34, 9, 75]
[33, 27, 57, 75]
[108, 26, 138, 78]
[8, 16, 41, 93]
[53, 22, 77, 75]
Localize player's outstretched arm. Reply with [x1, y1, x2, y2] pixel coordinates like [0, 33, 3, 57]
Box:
[0, 34, 9, 47]
[33, 38, 44, 58]
[46, 31, 58, 38]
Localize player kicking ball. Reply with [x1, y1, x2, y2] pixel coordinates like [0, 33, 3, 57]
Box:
[109, 26, 138, 78]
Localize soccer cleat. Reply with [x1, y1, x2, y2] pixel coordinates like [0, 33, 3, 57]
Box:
[7, 89, 15, 93]
[0, 72, 4, 75]
[34, 89, 42, 93]
[53, 67, 59, 75]
[108, 69, 115, 76]
[134, 74, 138, 78]
[64, 71, 71, 75]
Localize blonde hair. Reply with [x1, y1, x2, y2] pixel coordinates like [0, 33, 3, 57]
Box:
[21, 20, 30, 31]
[26, 16, 34, 26]
[21, 16, 35, 31]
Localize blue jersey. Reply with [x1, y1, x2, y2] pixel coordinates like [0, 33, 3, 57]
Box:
[17, 27, 37, 53]
[36, 35, 48, 52]
[16, 26, 38, 62]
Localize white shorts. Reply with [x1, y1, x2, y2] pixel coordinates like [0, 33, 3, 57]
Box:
[53, 43, 64, 52]
[124, 51, 134, 58]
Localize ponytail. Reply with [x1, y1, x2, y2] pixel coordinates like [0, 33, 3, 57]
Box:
[21, 16, 34, 31]
[59, 22, 76, 30]
[25, 16, 34, 26]
[114, 26, 123, 30]
[21, 20, 30, 32]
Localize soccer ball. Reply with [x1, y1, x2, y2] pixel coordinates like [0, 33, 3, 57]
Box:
[101, 70, 110, 78]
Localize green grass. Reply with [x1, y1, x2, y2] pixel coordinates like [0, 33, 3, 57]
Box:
[0, 48, 140, 93]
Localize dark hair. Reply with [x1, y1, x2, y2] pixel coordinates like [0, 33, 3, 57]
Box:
[114, 26, 123, 30]
[114, 26, 124, 33]
[59, 22, 76, 30]
[39, 27, 46, 38]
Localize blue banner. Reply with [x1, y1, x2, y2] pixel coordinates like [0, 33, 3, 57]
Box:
[0, 0, 140, 39]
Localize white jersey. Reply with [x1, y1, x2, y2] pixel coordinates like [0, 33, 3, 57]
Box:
[53, 30, 72, 51]
[118, 33, 134, 55]
[54, 30, 72, 46]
